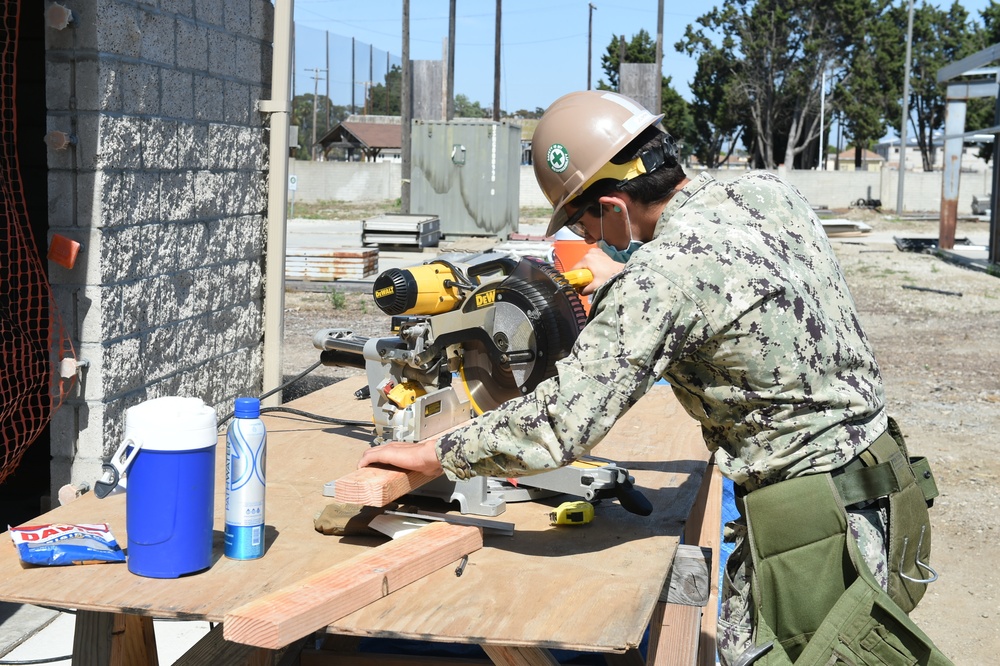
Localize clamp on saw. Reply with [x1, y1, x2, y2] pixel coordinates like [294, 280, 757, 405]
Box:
[313, 253, 652, 518]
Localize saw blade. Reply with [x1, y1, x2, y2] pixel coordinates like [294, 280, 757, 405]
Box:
[460, 300, 537, 413]
[459, 257, 588, 415]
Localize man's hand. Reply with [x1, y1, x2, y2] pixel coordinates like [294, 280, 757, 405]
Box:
[572, 247, 624, 295]
[357, 439, 444, 476]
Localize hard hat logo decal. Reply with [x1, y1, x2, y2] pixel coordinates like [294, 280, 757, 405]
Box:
[546, 143, 569, 173]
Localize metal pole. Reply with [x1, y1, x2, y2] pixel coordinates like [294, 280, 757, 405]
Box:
[351, 37, 356, 114]
[896, 0, 915, 215]
[818, 69, 825, 170]
[260, 0, 294, 406]
[311, 67, 320, 160]
[587, 4, 596, 90]
[447, 0, 456, 119]
[326, 31, 330, 129]
[655, 0, 663, 113]
[401, 0, 411, 212]
[493, 0, 501, 121]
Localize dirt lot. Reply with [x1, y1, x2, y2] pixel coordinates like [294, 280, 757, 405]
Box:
[281, 212, 999, 664]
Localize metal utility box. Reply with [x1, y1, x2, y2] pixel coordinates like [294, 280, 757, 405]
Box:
[362, 214, 441, 247]
[411, 120, 522, 239]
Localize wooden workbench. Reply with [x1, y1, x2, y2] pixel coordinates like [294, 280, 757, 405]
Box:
[0, 376, 711, 665]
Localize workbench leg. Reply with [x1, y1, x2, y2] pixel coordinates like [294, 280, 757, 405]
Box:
[481, 644, 560, 666]
[73, 611, 158, 666]
[646, 459, 724, 666]
[646, 603, 702, 666]
[684, 461, 723, 666]
[173, 622, 292, 665]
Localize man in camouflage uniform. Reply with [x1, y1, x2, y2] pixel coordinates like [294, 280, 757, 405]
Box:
[360, 91, 927, 665]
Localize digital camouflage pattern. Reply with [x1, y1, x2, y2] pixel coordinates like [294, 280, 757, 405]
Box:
[436, 171, 887, 486]
[436, 170, 892, 666]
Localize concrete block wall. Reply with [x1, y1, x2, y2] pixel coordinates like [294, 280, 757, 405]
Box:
[44, 0, 274, 497]
[304, 161, 993, 217]
[289, 159, 402, 203]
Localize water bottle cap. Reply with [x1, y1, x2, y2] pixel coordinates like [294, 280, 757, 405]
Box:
[233, 397, 261, 418]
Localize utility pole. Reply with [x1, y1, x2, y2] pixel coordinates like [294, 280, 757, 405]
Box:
[326, 32, 331, 128]
[447, 0, 456, 119]
[310, 67, 326, 161]
[587, 4, 596, 90]
[493, 0, 501, 121]
[655, 0, 663, 113]
[818, 68, 826, 170]
[351, 37, 356, 114]
[896, 0, 915, 215]
[401, 0, 411, 212]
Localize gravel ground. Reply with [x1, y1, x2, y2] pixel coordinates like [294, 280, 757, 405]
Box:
[281, 213, 1000, 664]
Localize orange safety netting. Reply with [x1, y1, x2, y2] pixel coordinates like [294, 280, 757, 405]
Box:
[1, 4, 76, 484]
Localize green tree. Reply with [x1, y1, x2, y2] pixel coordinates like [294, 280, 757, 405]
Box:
[454, 94, 488, 118]
[290, 94, 349, 160]
[679, 0, 900, 170]
[677, 21, 743, 168]
[367, 65, 402, 115]
[829, 1, 897, 168]
[962, 4, 1000, 163]
[885, 1, 979, 171]
[597, 29, 657, 91]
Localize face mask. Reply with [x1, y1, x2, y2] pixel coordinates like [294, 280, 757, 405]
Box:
[598, 205, 642, 263]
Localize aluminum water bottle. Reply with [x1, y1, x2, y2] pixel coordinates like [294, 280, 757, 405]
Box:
[225, 397, 266, 559]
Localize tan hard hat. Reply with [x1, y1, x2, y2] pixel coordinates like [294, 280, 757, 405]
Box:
[532, 90, 663, 237]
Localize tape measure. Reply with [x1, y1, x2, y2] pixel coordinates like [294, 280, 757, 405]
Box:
[549, 500, 594, 526]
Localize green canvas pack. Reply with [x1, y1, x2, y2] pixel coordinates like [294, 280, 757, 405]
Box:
[742, 472, 951, 665]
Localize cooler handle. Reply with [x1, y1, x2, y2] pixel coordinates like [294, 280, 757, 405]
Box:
[94, 437, 143, 499]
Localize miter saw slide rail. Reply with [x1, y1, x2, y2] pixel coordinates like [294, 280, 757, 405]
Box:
[314, 253, 652, 517]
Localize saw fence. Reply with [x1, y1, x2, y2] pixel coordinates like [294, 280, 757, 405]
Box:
[0, 376, 720, 666]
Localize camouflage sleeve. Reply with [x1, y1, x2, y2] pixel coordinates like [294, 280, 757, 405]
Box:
[435, 264, 713, 481]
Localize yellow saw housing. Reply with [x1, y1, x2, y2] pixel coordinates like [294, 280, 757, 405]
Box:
[372, 262, 465, 316]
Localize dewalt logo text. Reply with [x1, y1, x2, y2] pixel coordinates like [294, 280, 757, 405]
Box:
[375, 286, 395, 299]
[475, 290, 496, 308]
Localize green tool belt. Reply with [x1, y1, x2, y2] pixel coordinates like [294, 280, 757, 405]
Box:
[738, 420, 950, 665]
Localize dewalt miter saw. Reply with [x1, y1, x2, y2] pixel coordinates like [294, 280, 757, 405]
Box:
[313, 253, 651, 517]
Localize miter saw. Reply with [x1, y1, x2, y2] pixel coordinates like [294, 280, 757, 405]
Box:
[313, 253, 651, 517]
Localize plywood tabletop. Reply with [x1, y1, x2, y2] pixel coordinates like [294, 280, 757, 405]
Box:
[0, 376, 708, 654]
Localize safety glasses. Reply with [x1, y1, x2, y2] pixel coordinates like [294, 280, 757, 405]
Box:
[563, 202, 601, 238]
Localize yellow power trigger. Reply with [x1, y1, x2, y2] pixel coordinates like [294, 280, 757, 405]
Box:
[549, 500, 594, 526]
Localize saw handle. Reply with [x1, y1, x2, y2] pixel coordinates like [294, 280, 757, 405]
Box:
[562, 268, 594, 290]
[614, 476, 653, 516]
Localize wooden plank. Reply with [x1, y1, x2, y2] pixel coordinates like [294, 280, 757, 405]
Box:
[73, 611, 114, 666]
[684, 461, 724, 666]
[173, 622, 285, 666]
[223, 522, 483, 649]
[481, 645, 560, 666]
[661, 545, 711, 607]
[330, 464, 442, 506]
[645, 604, 701, 666]
[111, 614, 159, 666]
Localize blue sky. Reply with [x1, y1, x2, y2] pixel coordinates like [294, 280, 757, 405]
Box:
[292, 0, 997, 114]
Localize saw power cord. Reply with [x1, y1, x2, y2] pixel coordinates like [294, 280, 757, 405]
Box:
[216, 359, 373, 431]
